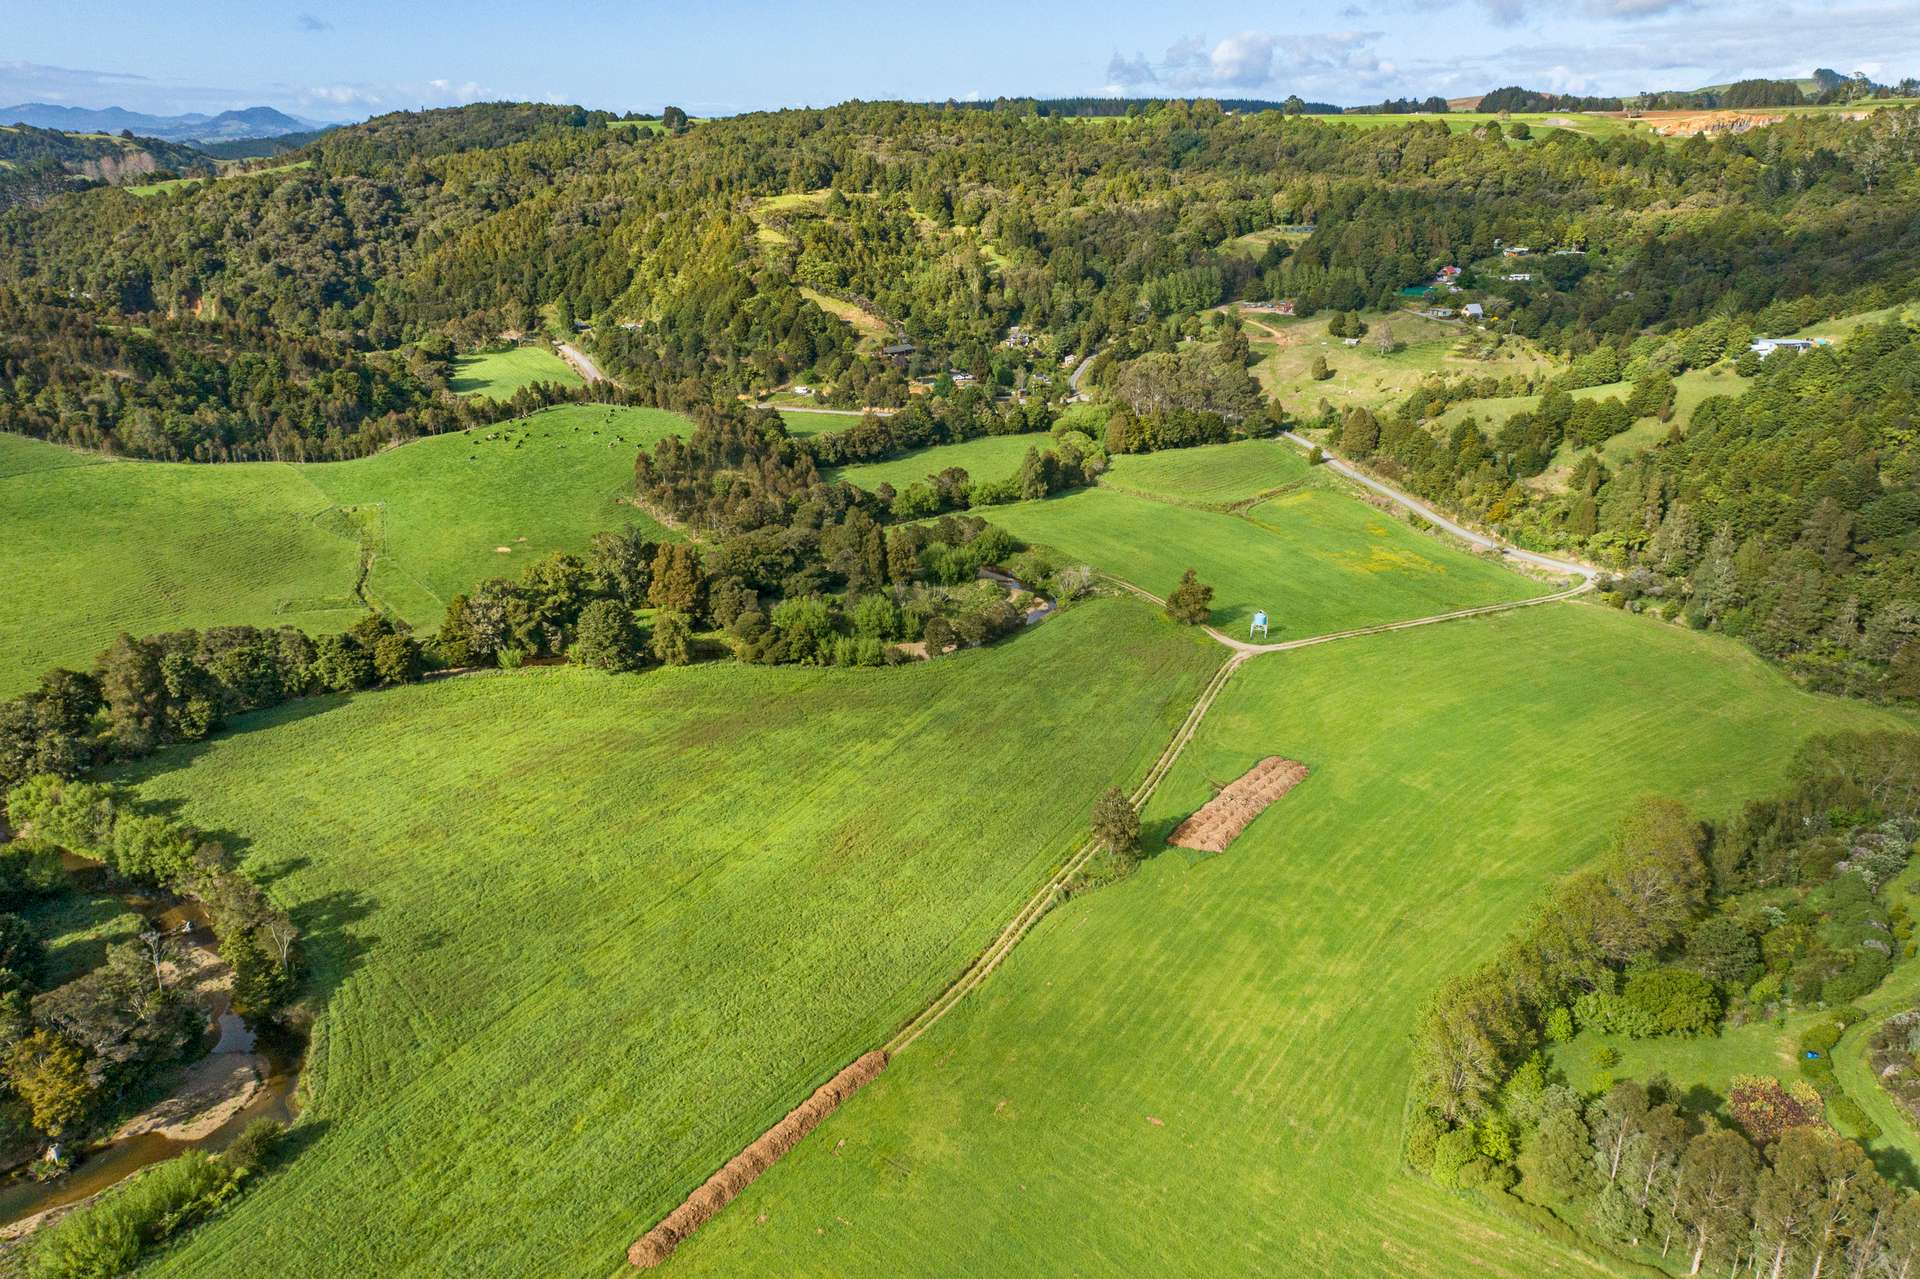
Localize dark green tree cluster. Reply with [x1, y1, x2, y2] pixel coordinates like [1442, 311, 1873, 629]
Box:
[0, 288, 628, 460]
[7, 101, 1915, 460]
[2, 776, 301, 1149]
[1407, 733, 1920, 1270]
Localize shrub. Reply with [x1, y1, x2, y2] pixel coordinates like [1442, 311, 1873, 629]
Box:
[1543, 1006, 1574, 1043]
[1728, 1074, 1827, 1144]
[1828, 1094, 1881, 1141]
[1802, 1022, 1844, 1055]
[371, 633, 422, 685]
[569, 600, 643, 672]
[32, 1150, 239, 1279]
[650, 611, 694, 668]
[1164, 569, 1213, 626]
[849, 594, 903, 641]
[1622, 966, 1721, 1036]
[1430, 1128, 1478, 1187]
[221, 1118, 285, 1175]
[1404, 1109, 1443, 1171]
[1590, 1043, 1620, 1070]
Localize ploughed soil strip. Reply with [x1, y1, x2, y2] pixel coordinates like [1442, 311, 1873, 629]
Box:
[1167, 756, 1308, 853]
[627, 1050, 888, 1269]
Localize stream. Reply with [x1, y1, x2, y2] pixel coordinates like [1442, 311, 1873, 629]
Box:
[978, 567, 1055, 625]
[0, 863, 303, 1232]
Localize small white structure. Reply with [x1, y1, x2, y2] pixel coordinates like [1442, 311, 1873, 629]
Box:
[1503, 272, 1533, 282]
[1750, 338, 1815, 358]
[1250, 610, 1270, 639]
[1463, 303, 1485, 320]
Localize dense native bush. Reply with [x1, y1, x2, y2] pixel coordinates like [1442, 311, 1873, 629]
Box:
[5, 101, 1917, 456]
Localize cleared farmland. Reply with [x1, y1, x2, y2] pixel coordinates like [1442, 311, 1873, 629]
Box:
[125, 599, 1221, 1278]
[0, 405, 686, 694]
[671, 603, 1912, 1278]
[1100, 438, 1308, 507]
[825, 433, 1051, 492]
[986, 480, 1545, 636]
[449, 346, 583, 399]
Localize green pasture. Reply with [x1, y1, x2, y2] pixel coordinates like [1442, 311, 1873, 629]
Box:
[1241, 309, 1560, 414]
[826, 433, 1051, 492]
[449, 346, 583, 399]
[1317, 111, 1634, 140]
[124, 599, 1221, 1278]
[123, 159, 313, 198]
[0, 406, 685, 694]
[1100, 438, 1308, 507]
[985, 479, 1544, 637]
[674, 603, 1910, 1278]
[778, 409, 866, 437]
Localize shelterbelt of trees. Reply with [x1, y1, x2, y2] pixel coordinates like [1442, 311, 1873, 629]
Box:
[2, 101, 1918, 458]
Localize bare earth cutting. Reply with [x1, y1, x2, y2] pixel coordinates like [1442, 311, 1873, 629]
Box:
[1166, 756, 1308, 852]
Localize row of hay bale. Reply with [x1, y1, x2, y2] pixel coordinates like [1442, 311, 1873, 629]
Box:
[627, 1049, 889, 1268]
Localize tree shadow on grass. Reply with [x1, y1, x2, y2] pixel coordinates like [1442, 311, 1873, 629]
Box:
[111, 692, 355, 788]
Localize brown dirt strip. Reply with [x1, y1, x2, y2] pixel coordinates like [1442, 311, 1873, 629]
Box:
[627, 1051, 888, 1269]
[1168, 757, 1309, 852]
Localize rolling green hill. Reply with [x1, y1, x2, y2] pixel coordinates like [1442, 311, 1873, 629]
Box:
[124, 600, 1220, 1279]
[985, 478, 1546, 637]
[0, 405, 685, 694]
[671, 603, 1910, 1278]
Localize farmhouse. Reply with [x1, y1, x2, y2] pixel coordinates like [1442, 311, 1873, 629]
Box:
[1462, 303, 1484, 320]
[1749, 337, 1816, 358]
[1436, 265, 1462, 280]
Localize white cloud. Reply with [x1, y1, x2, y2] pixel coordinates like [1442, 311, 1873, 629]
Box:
[1209, 32, 1279, 88]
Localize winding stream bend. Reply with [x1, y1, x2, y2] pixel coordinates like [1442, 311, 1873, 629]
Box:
[0, 865, 303, 1234]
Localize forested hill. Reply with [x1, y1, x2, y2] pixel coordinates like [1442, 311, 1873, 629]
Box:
[4, 101, 1918, 447]
[0, 124, 212, 210]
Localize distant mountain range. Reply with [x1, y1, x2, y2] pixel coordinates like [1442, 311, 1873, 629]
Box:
[0, 103, 334, 143]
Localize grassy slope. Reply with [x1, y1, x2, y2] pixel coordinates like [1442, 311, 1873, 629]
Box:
[1101, 439, 1308, 506]
[1242, 309, 1559, 415]
[0, 406, 685, 695]
[826, 434, 1050, 492]
[1324, 111, 1635, 140]
[984, 480, 1543, 637]
[778, 409, 865, 437]
[129, 601, 1220, 1278]
[449, 346, 583, 399]
[673, 604, 1910, 1278]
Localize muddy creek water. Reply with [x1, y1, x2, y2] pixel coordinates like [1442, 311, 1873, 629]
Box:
[0, 863, 303, 1231]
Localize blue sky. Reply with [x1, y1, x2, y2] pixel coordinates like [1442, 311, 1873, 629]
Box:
[2, 0, 1914, 119]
